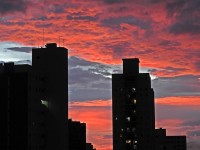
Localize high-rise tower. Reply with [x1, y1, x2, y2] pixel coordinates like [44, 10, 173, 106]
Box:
[112, 58, 155, 150]
[32, 43, 68, 150]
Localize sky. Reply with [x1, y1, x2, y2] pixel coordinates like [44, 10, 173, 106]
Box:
[0, 0, 200, 149]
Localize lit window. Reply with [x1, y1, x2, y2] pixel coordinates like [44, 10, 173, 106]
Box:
[116, 117, 118, 120]
[134, 99, 137, 104]
[132, 99, 137, 104]
[121, 128, 124, 132]
[126, 140, 131, 144]
[41, 100, 48, 108]
[126, 117, 130, 122]
[132, 88, 136, 92]
[127, 128, 130, 132]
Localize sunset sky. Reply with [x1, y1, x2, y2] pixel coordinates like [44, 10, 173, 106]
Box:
[0, 0, 200, 150]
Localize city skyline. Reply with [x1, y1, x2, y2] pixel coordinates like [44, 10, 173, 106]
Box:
[0, 0, 200, 150]
[112, 58, 186, 150]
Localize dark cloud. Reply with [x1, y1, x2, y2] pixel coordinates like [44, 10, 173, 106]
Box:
[50, 4, 65, 14]
[159, 40, 181, 47]
[195, 61, 200, 71]
[68, 56, 119, 101]
[187, 130, 200, 137]
[152, 75, 200, 98]
[30, 16, 48, 21]
[35, 23, 52, 28]
[103, 135, 112, 139]
[166, 0, 200, 17]
[69, 56, 200, 101]
[67, 15, 98, 21]
[156, 104, 200, 120]
[0, 21, 25, 26]
[69, 56, 108, 68]
[111, 42, 131, 59]
[170, 21, 200, 35]
[7, 47, 32, 53]
[67, 12, 98, 21]
[182, 120, 200, 127]
[187, 140, 200, 150]
[148, 68, 157, 73]
[101, 16, 151, 29]
[104, 0, 131, 4]
[166, 0, 200, 35]
[166, 0, 186, 17]
[0, 0, 28, 14]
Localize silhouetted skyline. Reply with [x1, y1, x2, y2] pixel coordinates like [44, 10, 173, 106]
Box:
[112, 58, 186, 150]
[0, 43, 95, 150]
[0, 1, 200, 149]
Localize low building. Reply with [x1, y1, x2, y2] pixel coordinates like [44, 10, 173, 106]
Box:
[86, 143, 96, 150]
[68, 119, 86, 150]
[155, 128, 186, 150]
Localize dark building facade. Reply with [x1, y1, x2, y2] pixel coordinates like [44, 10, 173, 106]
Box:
[155, 128, 186, 150]
[0, 63, 32, 150]
[112, 58, 155, 150]
[32, 43, 68, 150]
[0, 43, 68, 150]
[112, 58, 186, 150]
[86, 143, 96, 150]
[68, 119, 86, 150]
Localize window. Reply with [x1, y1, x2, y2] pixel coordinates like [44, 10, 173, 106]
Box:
[126, 140, 131, 144]
[133, 140, 137, 144]
[131, 99, 136, 104]
[41, 100, 48, 108]
[126, 117, 130, 122]
[132, 88, 136, 92]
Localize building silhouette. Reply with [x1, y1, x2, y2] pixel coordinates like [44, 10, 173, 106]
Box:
[155, 128, 186, 150]
[112, 58, 186, 150]
[0, 63, 33, 150]
[112, 58, 155, 150]
[86, 143, 96, 150]
[32, 43, 68, 150]
[0, 43, 68, 150]
[0, 43, 96, 150]
[68, 119, 86, 150]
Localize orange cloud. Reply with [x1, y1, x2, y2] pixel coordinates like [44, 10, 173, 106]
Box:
[156, 96, 200, 106]
[1, 0, 199, 78]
